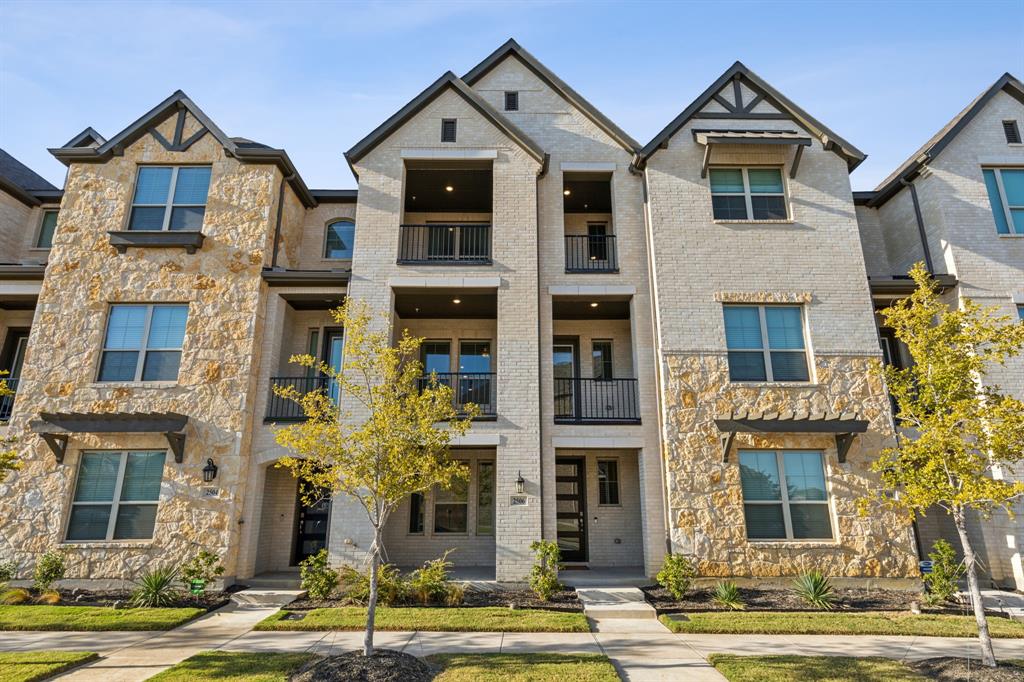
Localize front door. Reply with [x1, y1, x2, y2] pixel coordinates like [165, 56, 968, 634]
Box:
[555, 458, 587, 562]
[293, 481, 331, 565]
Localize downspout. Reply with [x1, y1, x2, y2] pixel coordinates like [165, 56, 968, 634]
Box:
[270, 174, 292, 268]
[536, 155, 548, 539]
[901, 178, 935, 274]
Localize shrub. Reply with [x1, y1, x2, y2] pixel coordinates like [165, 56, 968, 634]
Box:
[923, 539, 964, 605]
[34, 589, 61, 605]
[656, 554, 696, 600]
[711, 580, 745, 610]
[792, 570, 834, 610]
[32, 549, 66, 592]
[409, 551, 454, 605]
[130, 566, 181, 608]
[528, 540, 562, 602]
[337, 563, 407, 606]
[300, 549, 339, 601]
[444, 582, 466, 606]
[1, 587, 29, 604]
[180, 549, 225, 594]
[0, 559, 16, 585]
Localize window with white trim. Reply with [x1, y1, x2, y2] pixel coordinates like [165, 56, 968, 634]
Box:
[739, 450, 832, 540]
[724, 304, 809, 382]
[67, 450, 166, 541]
[37, 209, 58, 248]
[98, 304, 189, 382]
[983, 168, 1024, 234]
[709, 167, 788, 220]
[128, 166, 211, 231]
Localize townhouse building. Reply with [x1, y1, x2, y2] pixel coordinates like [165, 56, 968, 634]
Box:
[0, 40, 1018, 588]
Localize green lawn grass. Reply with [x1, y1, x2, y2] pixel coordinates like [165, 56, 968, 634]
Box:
[0, 605, 206, 631]
[660, 611, 1024, 638]
[255, 606, 590, 633]
[0, 651, 98, 682]
[148, 652, 317, 682]
[708, 655, 927, 682]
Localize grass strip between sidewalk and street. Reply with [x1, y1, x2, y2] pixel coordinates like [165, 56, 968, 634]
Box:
[255, 606, 590, 632]
[0, 605, 206, 631]
[708, 654, 1024, 681]
[0, 651, 99, 682]
[660, 611, 1024, 637]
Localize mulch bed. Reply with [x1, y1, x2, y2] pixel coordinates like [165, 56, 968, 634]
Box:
[287, 588, 582, 613]
[908, 656, 1024, 681]
[53, 587, 234, 611]
[642, 585, 973, 615]
[290, 649, 434, 682]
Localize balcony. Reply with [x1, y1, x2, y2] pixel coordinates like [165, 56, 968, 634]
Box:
[565, 235, 617, 273]
[554, 378, 639, 424]
[417, 372, 496, 419]
[0, 377, 18, 421]
[398, 224, 492, 265]
[265, 376, 329, 422]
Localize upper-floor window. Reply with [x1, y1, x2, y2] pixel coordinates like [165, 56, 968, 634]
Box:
[324, 220, 355, 259]
[983, 168, 1024, 235]
[504, 91, 519, 111]
[710, 168, 788, 221]
[1018, 304, 1024, 321]
[1004, 120, 1022, 144]
[592, 340, 613, 379]
[739, 449, 832, 540]
[98, 304, 188, 382]
[441, 119, 457, 143]
[128, 166, 211, 231]
[36, 209, 58, 248]
[67, 450, 166, 541]
[724, 304, 809, 382]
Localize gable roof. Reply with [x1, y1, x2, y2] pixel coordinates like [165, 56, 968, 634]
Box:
[462, 38, 640, 154]
[636, 61, 865, 171]
[48, 90, 316, 207]
[62, 127, 106, 149]
[0, 148, 60, 207]
[345, 71, 547, 171]
[868, 72, 1024, 207]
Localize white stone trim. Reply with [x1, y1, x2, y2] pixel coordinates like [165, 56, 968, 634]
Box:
[560, 162, 617, 172]
[548, 284, 636, 296]
[551, 436, 644, 449]
[451, 433, 502, 446]
[400, 148, 498, 160]
[389, 276, 501, 289]
[0, 282, 42, 296]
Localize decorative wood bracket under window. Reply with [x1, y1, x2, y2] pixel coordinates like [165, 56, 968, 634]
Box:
[108, 231, 205, 255]
[40, 433, 68, 463]
[715, 410, 869, 463]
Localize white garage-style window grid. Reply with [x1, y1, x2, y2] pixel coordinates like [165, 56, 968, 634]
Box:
[66, 450, 167, 542]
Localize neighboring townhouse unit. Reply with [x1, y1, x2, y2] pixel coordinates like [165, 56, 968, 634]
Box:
[854, 73, 1024, 590]
[0, 39, 1017, 589]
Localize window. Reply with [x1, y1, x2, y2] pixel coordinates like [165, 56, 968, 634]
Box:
[1018, 304, 1024, 321]
[504, 91, 519, 111]
[324, 220, 355, 259]
[67, 450, 166, 541]
[592, 340, 613, 380]
[1004, 120, 1022, 144]
[409, 492, 424, 533]
[98, 304, 188, 382]
[724, 305, 809, 382]
[441, 119, 457, 143]
[37, 210, 58, 248]
[476, 461, 495, 535]
[597, 460, 619, 505]
[739, 450, 832, 540]
[983, 168, 1024, 234]
[587, 222, 609, 262]
[434, 468, 468, 533]
[128, 166, 211, 231]
[710, 168, 787, 220]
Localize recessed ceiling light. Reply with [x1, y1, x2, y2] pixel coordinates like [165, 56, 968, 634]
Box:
[445, 185, 454, 192]
[590, 302, 599, 308]
[453, 298, 461, 304]
[563, 189, 571, 196]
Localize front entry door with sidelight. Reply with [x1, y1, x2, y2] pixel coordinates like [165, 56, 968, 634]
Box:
[555, 458, 587, 562]
[293, 481, 331, 565]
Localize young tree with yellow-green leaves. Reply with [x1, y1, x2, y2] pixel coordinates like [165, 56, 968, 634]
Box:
[866, 263, 1024, 667]
[272, 300, 478, 658]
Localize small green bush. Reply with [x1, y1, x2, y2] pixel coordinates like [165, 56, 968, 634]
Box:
[711, 580, 745, 610]
[528, 540, 562, 602]
[1, 587, 29, 604]
[656, 554, 696, 600]
[130, 566, 181, 608]
[792, 570, 834, 610]
[180, 549, 225, 594]
[299, 549, 339, 601]
[338, 563, 407, 606]
[409, 551, 454, 605]
[0, 559, 16, 585]
[32, 549, 66, 592]
[923, 539, 964, 605]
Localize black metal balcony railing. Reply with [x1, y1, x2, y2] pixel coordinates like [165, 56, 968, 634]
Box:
[398, 224, 492, 265]
[0, 377, 18, 421]
[565, 235, 618, 273]
[417, 372, 496, 417]
[554, 377, 640, 424]
[265, 376, 329, 422]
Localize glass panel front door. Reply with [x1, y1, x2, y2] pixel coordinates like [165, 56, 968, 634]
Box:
[555, 458, 587, 562]
[293, 481, 331, 565]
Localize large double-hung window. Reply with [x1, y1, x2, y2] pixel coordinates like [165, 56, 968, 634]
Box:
[128, 166, 211, 231]
[67, 450, 166, 541]
[710, 168, 788, 220]
[983, 168, 1024, 235]
[724, 304, 809, 382]
[98, 304, 189, 382]
[739, 450, 832, 540]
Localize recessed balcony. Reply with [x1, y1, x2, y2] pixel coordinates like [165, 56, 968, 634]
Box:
[563, 174, 616, 273]
[400, 163, 492, 266]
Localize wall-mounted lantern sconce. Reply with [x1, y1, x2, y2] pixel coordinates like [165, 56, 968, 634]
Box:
[202, 458, 218, 483]
[516, 471, 525, 495]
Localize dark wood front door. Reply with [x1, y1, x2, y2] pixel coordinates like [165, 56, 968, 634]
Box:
[555, 458, 587, 562]
[293, 482, 331, 565]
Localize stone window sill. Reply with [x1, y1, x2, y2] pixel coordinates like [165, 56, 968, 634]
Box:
[997, 234, 1024, 238]
[60, 541, 155, 549]
[88, 381, 180, 389]
[747, 540, 838, 547]
[715, 220, 795, 225]
[729, 382, 820, 388]
[108, 230, 205, 254]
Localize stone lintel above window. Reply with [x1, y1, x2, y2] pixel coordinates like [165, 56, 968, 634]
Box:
[715, 291, 812, 304]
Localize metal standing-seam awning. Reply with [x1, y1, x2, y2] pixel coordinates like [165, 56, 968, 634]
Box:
[714, 409, 868, 464]
[692, 129, 813, 179]
[29, 411, 188, 464]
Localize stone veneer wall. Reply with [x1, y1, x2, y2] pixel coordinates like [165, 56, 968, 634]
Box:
[0, 113, 277, 582]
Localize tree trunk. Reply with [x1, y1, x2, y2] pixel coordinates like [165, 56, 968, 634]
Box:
[952, 506, 996, 667]
[363, 533, 381, 658]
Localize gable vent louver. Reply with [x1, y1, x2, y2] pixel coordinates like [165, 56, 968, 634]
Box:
[1003, 120, 1022, 144]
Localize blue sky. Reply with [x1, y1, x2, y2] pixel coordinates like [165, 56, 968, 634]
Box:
[2, 0, 1022, 190]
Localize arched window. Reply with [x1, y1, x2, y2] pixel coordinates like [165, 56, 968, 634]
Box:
[324, 219, 355, 259]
